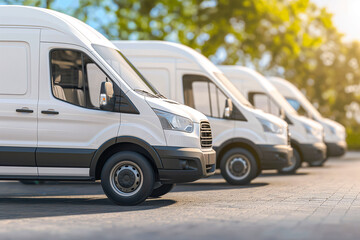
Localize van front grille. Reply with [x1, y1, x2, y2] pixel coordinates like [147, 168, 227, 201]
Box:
[200, 121, 212, 148]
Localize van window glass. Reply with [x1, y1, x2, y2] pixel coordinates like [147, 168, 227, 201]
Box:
[252, 94, 269, 112]
[192, 81, 211, 116]
[50, 49, 114, 110]
[92, 44, 161, 98]
[269, 98, 281, 116]
[183, 74, 235, 119]
[0, 42, 29, 95]
[209, 83, 219, 117]
[250, 92, 282, 117]
[286, 98, 309, 117]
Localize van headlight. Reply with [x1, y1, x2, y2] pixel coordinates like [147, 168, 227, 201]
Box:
[153, 109, 194, 133]
[257, 117, 283, 135]
[303, 123, 321, 137]
[327, 124, 336, 135]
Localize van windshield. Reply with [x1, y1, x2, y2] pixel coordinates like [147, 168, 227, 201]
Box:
[214, 72, 253, 108]
[269, 89, 298, 115]
[92, 44, 161, 98]
[290, 88, 322, 119]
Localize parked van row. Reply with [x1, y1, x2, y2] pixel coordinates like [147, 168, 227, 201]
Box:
[0, 6, 346, 205]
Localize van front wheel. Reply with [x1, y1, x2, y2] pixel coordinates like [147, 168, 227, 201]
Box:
[220, 148, 257, 185]
[149, 183, 175, 198]
[278, 148, 301, 174]
[101, 151, 155, 206]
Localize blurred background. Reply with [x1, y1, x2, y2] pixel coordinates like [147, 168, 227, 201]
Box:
[2, 0, 360, 149]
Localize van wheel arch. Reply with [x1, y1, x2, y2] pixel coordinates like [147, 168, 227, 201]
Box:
[216, 139, 262, 172]
[290, 140, 303, 163]
[91, 137, 162, 180]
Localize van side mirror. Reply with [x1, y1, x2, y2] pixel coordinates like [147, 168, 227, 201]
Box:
[100, 81, 115, 111]
[224, 98, 233, 119]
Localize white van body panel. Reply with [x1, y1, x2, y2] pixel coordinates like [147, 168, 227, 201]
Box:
[269, 77, 346, 144]
[219, 66, 324, 145]
[0, 28, 39, 149]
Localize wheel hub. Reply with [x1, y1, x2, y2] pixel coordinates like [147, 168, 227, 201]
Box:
[114, 165, 141, 193]
[117, 169, 136, 188]
[229, 157, 248, 176]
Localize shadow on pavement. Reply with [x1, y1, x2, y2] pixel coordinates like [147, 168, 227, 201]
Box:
[259, 172, 309, 177]
[0, 196, 175, 220]
[174, 173, 269, 192]
[175, 182, 268, 193]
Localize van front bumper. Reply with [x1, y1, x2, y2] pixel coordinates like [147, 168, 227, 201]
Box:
[258, 145, 293, 170]
[299, 142, 327, 163]
[154, 147, 216, 184]
[326, 141, 347, 157]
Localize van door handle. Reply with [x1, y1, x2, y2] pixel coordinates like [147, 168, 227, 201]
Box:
[41, 110, 59, 115]
[16, 108, 34, 113]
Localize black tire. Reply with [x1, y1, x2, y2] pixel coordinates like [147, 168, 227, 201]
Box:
[256, 167, 262, 177]
[101, 151, 155, 206]
[308, 159, 326, 167]
[149, 183, 175, 198]
[309, 152, 328, 167]
[19, 180, 45, 185]
[278, 147, 301, 174]
[220, 148, 258, 185]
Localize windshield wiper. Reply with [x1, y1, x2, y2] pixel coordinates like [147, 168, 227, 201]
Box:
[134, 89, 160, 98]
[156, 93, 166, 99]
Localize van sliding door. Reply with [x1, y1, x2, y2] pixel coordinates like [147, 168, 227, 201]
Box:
[0, 28, 40, 176]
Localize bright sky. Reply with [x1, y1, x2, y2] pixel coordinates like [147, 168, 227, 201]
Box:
[312, 0, 360, 41]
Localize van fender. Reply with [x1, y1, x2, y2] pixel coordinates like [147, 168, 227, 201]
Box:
[89, 136, 163, 178]
[214, 138, 263, 164]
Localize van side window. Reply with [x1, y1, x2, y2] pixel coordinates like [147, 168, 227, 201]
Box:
[50, 49, 114, 109]
[183, 74, 229, 118]
[249, 92, 281, 117]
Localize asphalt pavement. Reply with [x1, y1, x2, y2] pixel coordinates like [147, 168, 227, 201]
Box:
[0, 152, 360, 240]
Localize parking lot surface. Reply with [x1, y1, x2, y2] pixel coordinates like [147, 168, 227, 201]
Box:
[1, 153, 360, 240]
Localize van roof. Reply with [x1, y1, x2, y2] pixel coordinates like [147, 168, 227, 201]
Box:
[219, 65, 277, 92]
[0, 5, 113, 48]
[269, 76, 322, 119]
[112, 40, 221, 73]
[219, 65, 298, 115]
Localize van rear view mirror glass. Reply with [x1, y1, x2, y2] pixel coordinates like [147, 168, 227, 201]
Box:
[224, 98, 233, 119]
[100, 81, 115, 111]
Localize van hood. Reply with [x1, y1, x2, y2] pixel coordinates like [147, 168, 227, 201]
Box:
[321, 118, 345, 132]
[145, 97, 208, 123]
[295, 115, 323, 130]
[250, 108, 288, 127]
[321, 118, 346, 139]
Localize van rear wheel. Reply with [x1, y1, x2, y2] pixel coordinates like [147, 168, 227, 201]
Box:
[278, 148, 301, 174]
[149, 183, 175, 198]
[220, 148, 257, 185]
[101, 151, 155, 206]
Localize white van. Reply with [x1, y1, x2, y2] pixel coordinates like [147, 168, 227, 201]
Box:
[219, 66, 326, 171]
[0, 6, 216, 205]
[269, 77, 347, 158]
[113, 41, 293, 185]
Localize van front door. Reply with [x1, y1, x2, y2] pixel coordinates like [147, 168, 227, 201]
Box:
[181, 73, 237, 147]
[37, 44, 120, 178]
[0, 28, 40, 176]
